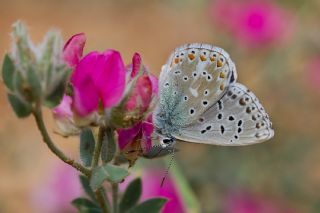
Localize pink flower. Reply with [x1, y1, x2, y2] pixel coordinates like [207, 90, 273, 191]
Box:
[224, 190, 296, 213]
[71, 50, 126, 116]
[210, 0, 293, 48]
[63, 33, 86, 68]
[306, 57, 320, 92]
[52, 95, 81, 136]
[117, 115, 154, 166]
[111, 53, 158, 128]
[30, 162, 82, 213]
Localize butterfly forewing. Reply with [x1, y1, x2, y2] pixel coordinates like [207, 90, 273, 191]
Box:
[172, 83, 274, 146]
[157, 43, 237, 130]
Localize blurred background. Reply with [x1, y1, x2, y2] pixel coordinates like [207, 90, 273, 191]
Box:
[1, 0, 320, 212]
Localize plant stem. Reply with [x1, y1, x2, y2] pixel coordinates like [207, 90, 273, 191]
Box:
[91, 126, 105, 168]
[112, 154, 120, 213]
[112, 182, 119, 213]
[91, 126, 111, 213]
[95, 188, 110, 213]
[32, 106, 90, 176]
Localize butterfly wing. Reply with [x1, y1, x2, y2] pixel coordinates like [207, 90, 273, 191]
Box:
[172, 83, 274, 146]
[155, 43, 237, 133]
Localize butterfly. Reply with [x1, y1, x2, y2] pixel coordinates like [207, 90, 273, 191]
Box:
[153, 43, 274, 148]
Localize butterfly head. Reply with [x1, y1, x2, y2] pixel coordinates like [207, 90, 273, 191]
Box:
[160, 136, 176, 148]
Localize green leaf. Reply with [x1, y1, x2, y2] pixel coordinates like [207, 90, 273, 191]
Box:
[80, 128, 96, 167]
[79, 175, 97, 202]
[127, 198, 167, 213]
[101, 127, 116, 163]
[7, 93, 32, 118]
[90, 164, 129, 191]
[27, 67, 42, 100]
[72, 197, 102, 213]
[119, 178, 142, 213]
[2, 54, 15, 90]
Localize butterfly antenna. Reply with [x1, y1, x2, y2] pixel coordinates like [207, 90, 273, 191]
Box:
[160, 147, 175, 187]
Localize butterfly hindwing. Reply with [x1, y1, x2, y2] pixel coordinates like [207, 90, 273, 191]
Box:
[172, 83, 274, 146]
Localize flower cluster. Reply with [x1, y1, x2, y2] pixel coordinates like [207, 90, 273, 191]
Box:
[2, 21, 193, 213]
[52, 33, 158, 152]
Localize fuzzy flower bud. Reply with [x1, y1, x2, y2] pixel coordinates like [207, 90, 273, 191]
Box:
[2, 21, 70, 117]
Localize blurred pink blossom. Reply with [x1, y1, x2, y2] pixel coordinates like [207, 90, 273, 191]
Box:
[141, 169, 186, 213]
[210, 0, 293, 48]
[31, 162, 82, 213]
[306, 57, 320, 92]
[120, 169, 186, 213]
[224, 190, 296, 213]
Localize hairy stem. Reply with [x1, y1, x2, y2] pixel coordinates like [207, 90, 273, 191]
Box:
[112, 151, 120, 213]
[91, 126, 105, 168]
[32, 106, 90, 176]
[112, 183, 119, 213]
[91, 126, 111, 213]
[95, 188, 110, 213]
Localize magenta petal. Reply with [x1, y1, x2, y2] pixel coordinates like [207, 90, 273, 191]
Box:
[141, 121, 153, 152]
[93, 50, 126, 109]
[63, 33, 86, 68]
[131, 52, 142, 78]
[71, 52, 100, 116]
[126, 75, 152, 111]
[52, 95, 73, 119]
[149, 74, 159, 96]
[118, 123, 142, 150]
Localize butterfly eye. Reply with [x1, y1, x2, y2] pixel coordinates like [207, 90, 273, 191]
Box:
[163, 138, 172, 144]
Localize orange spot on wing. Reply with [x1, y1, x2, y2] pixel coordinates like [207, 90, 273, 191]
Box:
[210, 56, 215, 62]
[174, 58, 179, 64]
[217, 60, 223, 67]
[188, 54, 195, 60]
[219, 72, 225, 78]
[220, 84, 225, 90]
[200, 55, 207, 61]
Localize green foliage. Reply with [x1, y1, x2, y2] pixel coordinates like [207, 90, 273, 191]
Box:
[7, 93, 32, 118]
[2, 54, 15, 91]
[72, 198, 102, 213]
[127, 198, 167, 213]
[79, 175, 97, 202]
[119, 178, 142, 213]
[101, 128, 116, 163]
[80, 128, 96, 167]
[90, 164, 129, 191]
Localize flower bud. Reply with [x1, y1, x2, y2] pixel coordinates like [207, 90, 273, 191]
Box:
[2, 21, 70, 117]
[110, 53, 158, 128]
